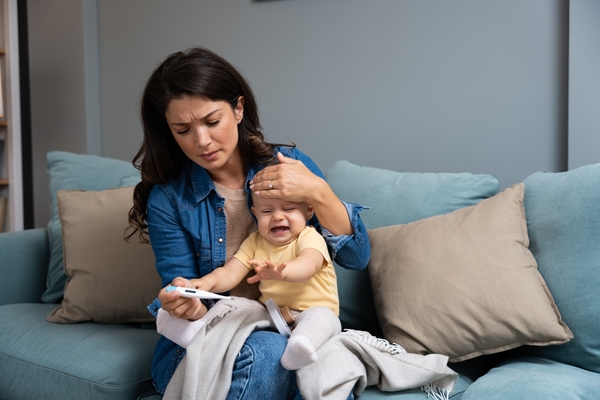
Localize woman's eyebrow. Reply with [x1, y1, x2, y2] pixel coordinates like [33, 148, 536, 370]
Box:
[169, 108, 222, 126]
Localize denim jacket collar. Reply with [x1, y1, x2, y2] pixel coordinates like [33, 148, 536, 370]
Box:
[188, 160, 262, 205]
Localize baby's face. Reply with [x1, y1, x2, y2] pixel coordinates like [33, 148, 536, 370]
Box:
[251, 197, 312, 246]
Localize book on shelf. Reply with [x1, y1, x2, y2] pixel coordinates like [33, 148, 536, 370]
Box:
[0, 195, 7, 232]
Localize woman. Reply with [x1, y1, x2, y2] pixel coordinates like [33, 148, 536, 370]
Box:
[128, 47, 370, 399]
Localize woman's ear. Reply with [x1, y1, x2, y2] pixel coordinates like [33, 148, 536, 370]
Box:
[235, 96, 245, 123]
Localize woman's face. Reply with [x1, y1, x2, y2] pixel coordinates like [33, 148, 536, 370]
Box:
[165, 95, 244, 176]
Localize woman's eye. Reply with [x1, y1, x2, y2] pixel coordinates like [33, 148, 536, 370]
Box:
[206, 120, 220, 127]
[176, 128, 190, 135]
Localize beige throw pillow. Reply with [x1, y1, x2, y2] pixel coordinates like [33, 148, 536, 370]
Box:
[47, 187, 161, 324]
[368, 183, 572, 362]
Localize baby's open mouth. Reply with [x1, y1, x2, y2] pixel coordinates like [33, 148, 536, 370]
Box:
[271, 226, 289, 234]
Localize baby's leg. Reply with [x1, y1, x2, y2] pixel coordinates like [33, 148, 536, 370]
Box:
[280, 307, 341, 370]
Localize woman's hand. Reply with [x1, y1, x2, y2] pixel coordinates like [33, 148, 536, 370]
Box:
[250, 152, 352, 236]
[250, 152, 327, 204]
[159, 277, 207, 321]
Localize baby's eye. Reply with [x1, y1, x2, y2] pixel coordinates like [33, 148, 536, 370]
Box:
[261, 209, 272, 214]
[283, 207, 296, 212]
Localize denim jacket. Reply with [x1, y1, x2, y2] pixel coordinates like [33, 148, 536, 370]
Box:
[146, 147, 370, 393]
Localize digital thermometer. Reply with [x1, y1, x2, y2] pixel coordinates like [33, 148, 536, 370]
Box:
[166, 286, 232, 300]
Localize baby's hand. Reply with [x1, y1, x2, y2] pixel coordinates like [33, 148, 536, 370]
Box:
[247, 259, 287, 283]
[190, 277, 213, 292]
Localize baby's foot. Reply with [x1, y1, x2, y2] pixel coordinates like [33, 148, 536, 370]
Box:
[280, 335, 317, 370]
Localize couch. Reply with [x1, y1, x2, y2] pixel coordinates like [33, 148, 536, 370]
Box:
[1, 151, 599, 400]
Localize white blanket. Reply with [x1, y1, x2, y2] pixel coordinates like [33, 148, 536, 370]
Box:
[297, 330, 457, 400]
[163, 297, 457, 400]
[164, 297, 271, 400]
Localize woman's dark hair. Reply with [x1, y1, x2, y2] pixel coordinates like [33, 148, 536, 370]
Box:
[127, 47, 288, 242]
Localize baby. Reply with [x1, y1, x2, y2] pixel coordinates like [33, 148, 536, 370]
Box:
[162, 191, 340, 370]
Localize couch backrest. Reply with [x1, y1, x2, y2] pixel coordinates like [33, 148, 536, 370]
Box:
[516, 162, 600, 374]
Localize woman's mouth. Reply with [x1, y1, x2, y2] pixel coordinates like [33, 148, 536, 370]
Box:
[200, 150, 218, 161]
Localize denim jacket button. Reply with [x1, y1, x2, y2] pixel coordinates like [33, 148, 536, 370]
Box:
[218, 238, 223, 243]
[217, 207, 223, 212]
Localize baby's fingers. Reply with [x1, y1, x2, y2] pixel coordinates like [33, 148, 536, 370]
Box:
[248, 259, 265, 267]
[265, 260, 286, 272]
[189, 278, 204, 288]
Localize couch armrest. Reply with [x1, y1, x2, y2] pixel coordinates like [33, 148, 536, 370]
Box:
[0, 228, 50, 306]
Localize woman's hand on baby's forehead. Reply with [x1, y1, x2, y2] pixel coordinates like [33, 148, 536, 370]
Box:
[251, 153, 294, 183]
[251, 153, 322, 203]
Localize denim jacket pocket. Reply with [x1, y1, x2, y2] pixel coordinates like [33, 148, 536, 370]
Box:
[194, 239, 213, 276]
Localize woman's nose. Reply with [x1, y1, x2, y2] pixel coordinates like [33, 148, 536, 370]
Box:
[194, 128, 211, 147]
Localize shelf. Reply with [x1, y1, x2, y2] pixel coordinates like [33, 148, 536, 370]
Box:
[0, 27, 6, 190]
[0, 0, 24, 231]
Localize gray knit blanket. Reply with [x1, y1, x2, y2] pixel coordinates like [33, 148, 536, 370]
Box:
[163, 297, 457, 400]
[297, 329, 457, 400]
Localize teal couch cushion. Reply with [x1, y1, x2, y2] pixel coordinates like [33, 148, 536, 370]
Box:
[0, 303, 160, 400]
[326, 160, 499, 334]
[0, 228, 49, 305]
[461, 356, 600, 399]
[514, 163, 600, 373]
[42, 151, 140, 303]
[133, 370, 472, 400]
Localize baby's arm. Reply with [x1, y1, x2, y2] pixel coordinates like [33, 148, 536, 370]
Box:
[192, 257, 251, 293]
[247, 248, 324, 283]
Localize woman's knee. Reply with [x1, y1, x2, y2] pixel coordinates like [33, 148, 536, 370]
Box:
[228, 330, 298, 400]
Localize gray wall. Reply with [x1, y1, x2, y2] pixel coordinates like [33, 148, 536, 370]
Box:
[28, 0, 89, 227]
[568, 0, 600, 170]
[28, 0, 573, 227]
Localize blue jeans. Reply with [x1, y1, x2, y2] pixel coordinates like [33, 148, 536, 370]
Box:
[226, 331, 354, 400]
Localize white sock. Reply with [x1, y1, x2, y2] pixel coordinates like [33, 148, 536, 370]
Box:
[280, 335, 317, 370]
[156, 308, 206, 348]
